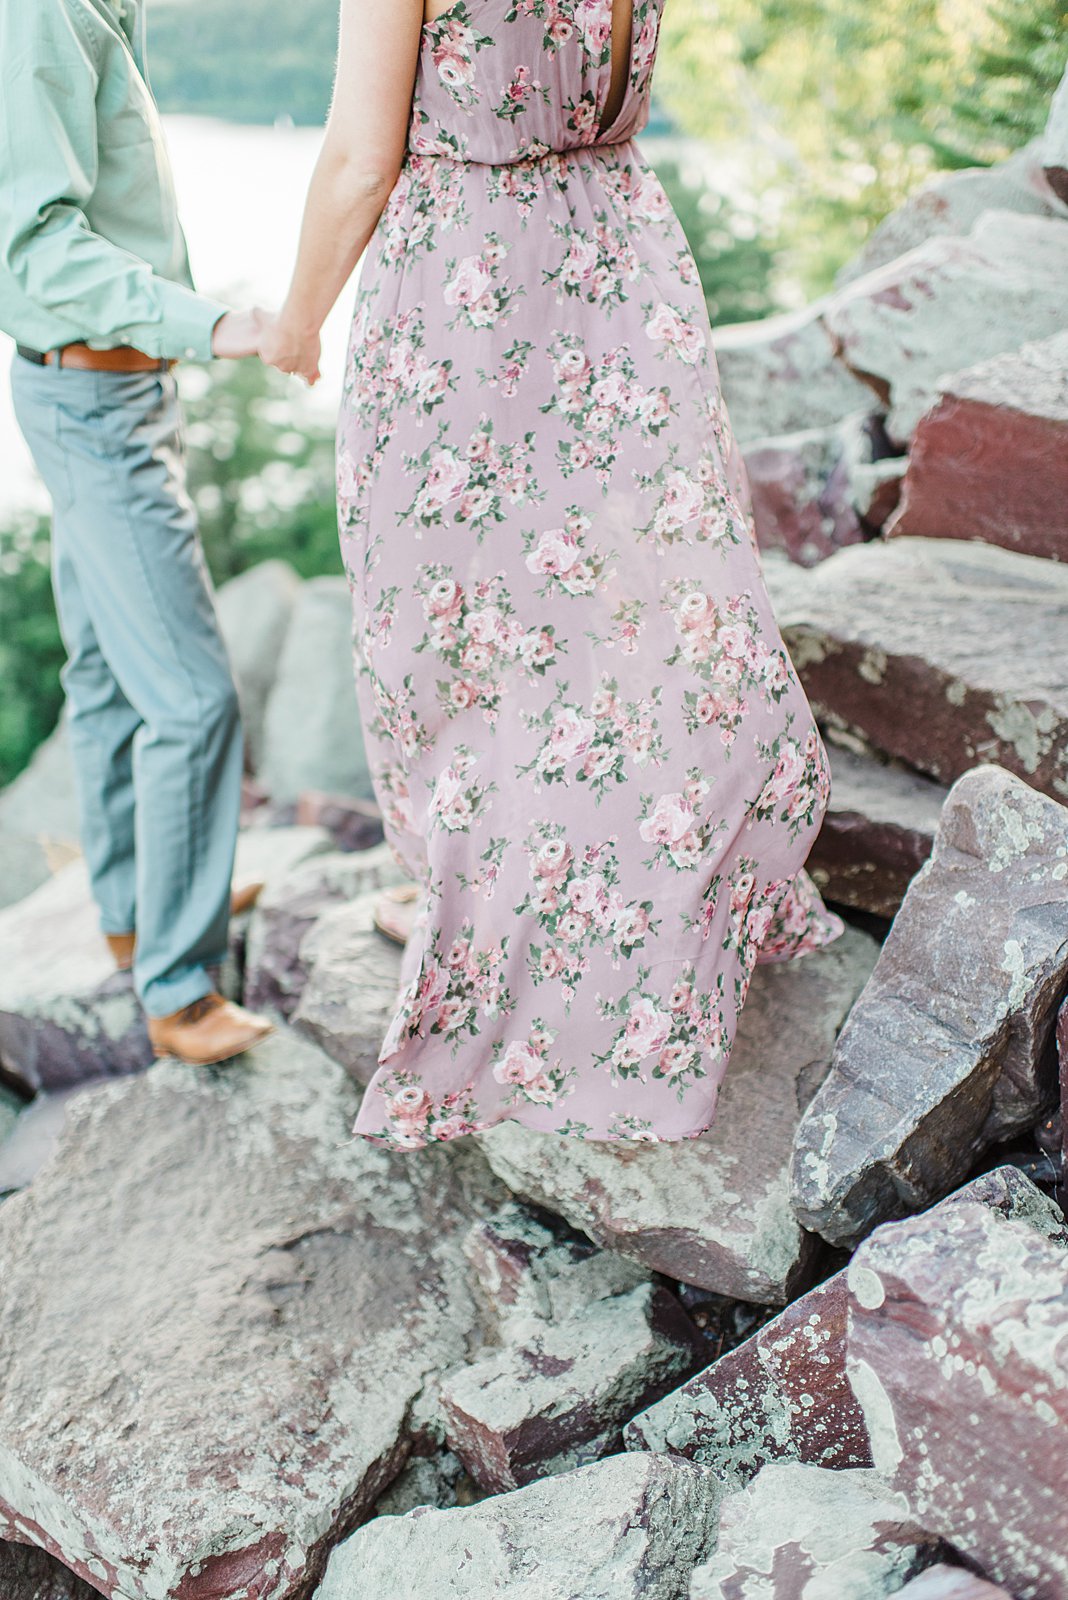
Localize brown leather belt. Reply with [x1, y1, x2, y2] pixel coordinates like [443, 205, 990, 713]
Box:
[17, 343, 174, 373]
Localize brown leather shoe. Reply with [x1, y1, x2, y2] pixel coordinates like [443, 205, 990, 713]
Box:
[106, 933, 136, 972]
[106, 882, 267, 971]
[146, 994, 274, 1066]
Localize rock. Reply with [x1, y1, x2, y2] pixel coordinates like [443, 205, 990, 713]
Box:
[0, 861, 149, 1094]
[215, 561, 302, 773]
[0, 831, 66, 913]
[850, 456, 906, 534]
[837, 142, 1068, 286]
[292, 889, 409, 1085]
[0, 1088, 88, 1198]
[886, 332, 1068, 562]
[261, 578, 373, 806]
[944, 1163, 1068, 1249]
[0, 722, 78, 847]
[846, 1196, 1068, 1598]
[371, 1451, 474, 1518]
[244, 843, 404, 1019]
[772, 537, 1068, 801]
[0, 1540, 100, 1599]
[626, 1268, 871, 1486]
[743, 413, 872, 567]
[1060, 996, 1068, 1216]
[462, 1204, 650, 1336]
[893, 1567, 1019, 1600]
[715, 303, 877, 445]
[792, 765, 1068, 1249]
[480, 927, 878, 1303]
[294, 792, 385, 854]
[688, 1464, 947, 1600]
[440, 1282, 705, 1492]
[316, 1452, 723, 1600]
[0, 1029, 513, 1600]
[806, 740, 948, 919]
[1044, 63, 1068, 203]
[823, 211, 1068, 442]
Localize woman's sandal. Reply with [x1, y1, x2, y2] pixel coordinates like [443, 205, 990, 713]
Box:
[372, 882, 422, 947]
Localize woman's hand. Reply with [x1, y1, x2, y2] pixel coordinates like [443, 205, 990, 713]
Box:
[258, 315, 323, 386]
[212, 307, 273, 360]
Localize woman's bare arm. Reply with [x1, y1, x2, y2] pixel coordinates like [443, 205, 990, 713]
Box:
[261, 0, 424, 381]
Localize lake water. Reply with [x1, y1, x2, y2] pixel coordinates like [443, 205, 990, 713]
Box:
[0, 115, 721, 518]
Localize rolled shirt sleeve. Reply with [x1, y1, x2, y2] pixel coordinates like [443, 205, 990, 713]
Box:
[0, 0, 228, 360]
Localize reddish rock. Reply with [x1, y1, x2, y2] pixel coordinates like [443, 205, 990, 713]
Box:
[887, 333, 1068, 562]
[440, 1283, 705, 1493]
[743, 417, 871, 567]
[771, 537, 1068, 802]
[792, 766, 1068, 1248]
[823, 211, 1068, 443]
[0, 1540, 99, 1599]
[851, 456, 906, 533]
[1058, 995, 1068, 1217]
[294, 791, 384, 853]
[807, 740, 947, 919]
[1044, 64, 1068, 204]
[846, 1196, 1068, 1598]
[895, 1568, 1020, 1600]
[624, 1268, 872, 1484]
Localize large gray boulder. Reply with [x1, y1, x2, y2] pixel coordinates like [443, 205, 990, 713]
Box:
[0, 722, 78, 846]
[823, 211, 1068, 442]
[480, 927, 878, 1303]
[837, 142, 1068, 285]
[260, 578, 372, 805]
[439, 1282, 704, 1492]
[792, 766, 1068, 1249]
[806, 740, 947, 919]
[316, 1452, 723, 1600]
[0, 830, 67, 912]
[846, 1195, 1068, 1598]
[887, 332, 1068, 562]
[292, 889, 407, 1085]
[244, 844, 404, 1020]
[771, 537, 1068, 802]
[0, 1029, 511, 1600]
[688, 1464, 947, 1600]
[216, 560, 302, 773]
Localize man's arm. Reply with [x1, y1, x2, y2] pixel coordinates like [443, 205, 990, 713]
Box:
[0, 0, 231, 360]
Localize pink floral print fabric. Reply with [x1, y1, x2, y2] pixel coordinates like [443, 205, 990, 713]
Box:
[337, 0, 845, 1150]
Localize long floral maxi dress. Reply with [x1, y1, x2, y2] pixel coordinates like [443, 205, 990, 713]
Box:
[336, 0, 845, 1151]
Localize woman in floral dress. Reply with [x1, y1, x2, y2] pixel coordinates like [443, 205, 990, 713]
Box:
[262, 0, 845, 1150]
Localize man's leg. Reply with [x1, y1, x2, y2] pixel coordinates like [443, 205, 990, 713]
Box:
[14, 361, 244, 1017]
[12, 365, 140, 938]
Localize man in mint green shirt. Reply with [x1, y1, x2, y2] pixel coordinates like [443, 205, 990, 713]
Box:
[0, 0, 274, 1065]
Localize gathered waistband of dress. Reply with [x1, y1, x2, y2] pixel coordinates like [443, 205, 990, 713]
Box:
[404, 136, 636, 171]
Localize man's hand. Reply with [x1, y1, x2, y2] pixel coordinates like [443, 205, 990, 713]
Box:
[212, 307, 272, 361]
[258, 315, 322, 387]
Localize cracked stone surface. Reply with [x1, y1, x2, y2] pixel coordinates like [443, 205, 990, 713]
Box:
[807, 739, 948, 919]
[0, 1539, 101, 1599]
[480, 927, 878, 1302]
[715, 303, 876, 445]
[316, 1452, 723, 1600]
[688, 1464, 947, 1600]
[792, 766, 1068, 1248]
[846, 1193, 1068, 1599]
[244, 844, 404, 1021]
[887, 332, 1068, 562]
[440, 1282, 705, 1492]
[769, 537, 1068, 802]
[822, 211, 1068, 442]
[626, 1268, 871, 1488]
[0, 1028, 516, 1600]
[894, 1569, 1019, 1600]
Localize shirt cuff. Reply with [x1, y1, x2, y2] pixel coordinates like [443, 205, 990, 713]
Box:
[153, 280, 229, 361]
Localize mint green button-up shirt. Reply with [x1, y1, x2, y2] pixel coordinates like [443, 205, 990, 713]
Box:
[0, 0, 227, 360]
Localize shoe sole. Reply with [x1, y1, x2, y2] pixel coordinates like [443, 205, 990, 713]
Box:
[152, 1024, 275, 1068]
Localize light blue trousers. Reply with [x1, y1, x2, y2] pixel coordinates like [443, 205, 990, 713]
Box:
[11, 357, 243, 1017]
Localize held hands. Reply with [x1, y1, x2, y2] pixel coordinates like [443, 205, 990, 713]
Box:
[211, 307, 322, 387]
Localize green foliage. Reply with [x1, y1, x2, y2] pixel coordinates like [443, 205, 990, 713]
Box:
[0, 517, 66, 788]
[931, 0, 1068, 165]
[652, 158, 778, 324]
